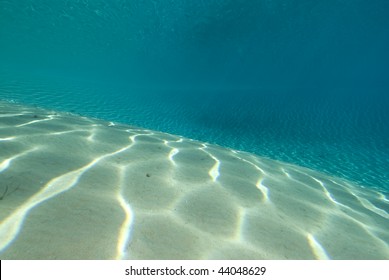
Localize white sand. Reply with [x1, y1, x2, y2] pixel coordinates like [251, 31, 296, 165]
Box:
[0, 101, 388, 259]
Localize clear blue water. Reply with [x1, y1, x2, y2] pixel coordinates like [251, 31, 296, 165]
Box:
[1, 0, 388, 190]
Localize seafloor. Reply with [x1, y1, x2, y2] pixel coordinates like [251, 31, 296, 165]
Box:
[0, 101, 388, 259]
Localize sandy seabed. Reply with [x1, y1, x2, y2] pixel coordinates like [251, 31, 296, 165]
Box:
[0, 101, 388, 260]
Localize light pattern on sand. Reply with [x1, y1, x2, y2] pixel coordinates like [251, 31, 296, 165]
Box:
[0, 102, 388, 259]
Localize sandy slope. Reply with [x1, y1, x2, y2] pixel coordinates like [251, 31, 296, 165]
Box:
[0, 101, 388, 259]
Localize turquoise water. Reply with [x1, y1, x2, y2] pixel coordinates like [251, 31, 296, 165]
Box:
[1, 0, 388, 190]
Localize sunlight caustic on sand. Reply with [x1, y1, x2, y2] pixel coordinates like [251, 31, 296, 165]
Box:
[0, 101, 388, 260]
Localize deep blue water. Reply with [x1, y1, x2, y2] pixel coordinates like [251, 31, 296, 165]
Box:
[1, 1, 388, 190]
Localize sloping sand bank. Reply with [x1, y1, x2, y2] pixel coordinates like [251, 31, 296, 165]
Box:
[0, 101, 388, 259]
